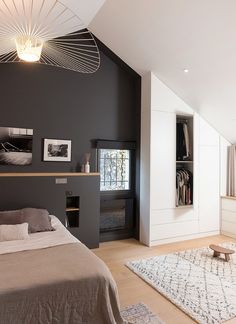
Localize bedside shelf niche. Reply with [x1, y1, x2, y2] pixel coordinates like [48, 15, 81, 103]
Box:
[66, 195, 80, 228]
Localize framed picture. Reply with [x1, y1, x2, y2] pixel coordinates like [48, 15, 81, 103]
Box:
[0, 126, 33, 165]
[43, 139, 71, 162]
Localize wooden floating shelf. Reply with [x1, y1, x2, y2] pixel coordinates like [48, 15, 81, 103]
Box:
[176, 161, 193, 163]
[0, 172, 99, 177]
[221, 196, 236, 201]
[66, 208, 80, 212]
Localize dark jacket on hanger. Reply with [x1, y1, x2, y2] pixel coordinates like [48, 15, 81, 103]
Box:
[176, 122, 190, 160]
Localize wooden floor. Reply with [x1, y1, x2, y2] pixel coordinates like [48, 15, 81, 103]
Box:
[93, 235, 236, 324]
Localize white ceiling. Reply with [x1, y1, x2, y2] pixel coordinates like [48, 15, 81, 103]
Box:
[89, 0, 236, 143]
[60, 0, 105, 26]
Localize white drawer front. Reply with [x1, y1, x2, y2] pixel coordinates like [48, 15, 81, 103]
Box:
[150, 220, 199, 241]
[222, 198, 236, 212]
[221, 220, 236, 235]
[222, 210, 236, 224]
[150, 208, 197, 225]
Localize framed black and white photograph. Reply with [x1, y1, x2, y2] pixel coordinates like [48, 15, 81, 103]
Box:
[43, 139, 71, 162]
[0, 127, 33, 165]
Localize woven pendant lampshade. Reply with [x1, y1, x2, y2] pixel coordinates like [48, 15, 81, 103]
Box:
[0, 0, 100, 73]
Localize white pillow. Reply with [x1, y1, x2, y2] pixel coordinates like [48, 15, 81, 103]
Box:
[0, 223, 29, 242]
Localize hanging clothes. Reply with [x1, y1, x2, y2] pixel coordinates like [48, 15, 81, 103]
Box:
[176, 121, 190, 161]
[183, 123, 190, 158]
[176, 168, 193, 206]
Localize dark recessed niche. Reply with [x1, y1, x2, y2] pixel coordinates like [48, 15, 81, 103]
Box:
[100, 198, 134, 232]
[66, 195, 80, 228]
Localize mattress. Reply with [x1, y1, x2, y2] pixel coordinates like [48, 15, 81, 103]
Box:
[0, 216, 125, 324]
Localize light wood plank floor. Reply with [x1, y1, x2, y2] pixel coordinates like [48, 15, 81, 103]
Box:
[93, 235, 236, 324]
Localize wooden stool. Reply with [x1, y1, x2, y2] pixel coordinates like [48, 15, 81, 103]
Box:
[209, 244, 235, 262]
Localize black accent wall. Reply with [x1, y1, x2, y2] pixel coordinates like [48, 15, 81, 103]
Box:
[0, 43, 141, 172]
[0, 39, 141, 239]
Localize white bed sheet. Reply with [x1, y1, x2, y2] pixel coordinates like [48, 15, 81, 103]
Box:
[0, 215, 78, 255]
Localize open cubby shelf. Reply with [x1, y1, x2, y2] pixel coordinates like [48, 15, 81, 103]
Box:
[66, 195, 80, 228]
[66, 207, 80, 212]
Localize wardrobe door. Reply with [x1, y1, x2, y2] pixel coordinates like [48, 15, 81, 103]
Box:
[198, 117, 220, 233]
[150, 111, 176, 210]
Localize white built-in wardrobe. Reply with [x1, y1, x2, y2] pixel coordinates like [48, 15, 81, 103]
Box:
[140, 72, 230, 246]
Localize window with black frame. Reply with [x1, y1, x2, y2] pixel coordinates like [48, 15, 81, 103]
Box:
[96, 140, 135, 235]
[99, 148, 131, 192]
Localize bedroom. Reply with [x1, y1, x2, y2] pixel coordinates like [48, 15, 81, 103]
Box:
[1, 1, 236, 323]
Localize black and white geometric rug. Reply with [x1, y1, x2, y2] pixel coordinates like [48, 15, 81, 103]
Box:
[121, 303, 164, 324]
[126, 242, 236, 324]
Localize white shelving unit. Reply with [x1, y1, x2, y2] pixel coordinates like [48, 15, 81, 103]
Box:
[140, 72, 223, 246]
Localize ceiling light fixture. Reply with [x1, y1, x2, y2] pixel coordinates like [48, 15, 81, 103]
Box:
[0, 0, 100, 73]
[15, 36, 43, 62]
[183, 69, 189, 73]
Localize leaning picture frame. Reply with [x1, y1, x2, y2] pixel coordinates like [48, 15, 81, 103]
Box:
[0, 126, 33, 165]
[43, 138, 71, 162]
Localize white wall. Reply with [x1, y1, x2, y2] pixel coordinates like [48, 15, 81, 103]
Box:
[140, 72, 229, 246]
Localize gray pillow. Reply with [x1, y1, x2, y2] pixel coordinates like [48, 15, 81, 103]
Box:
[0, 208, 54, 233]
[22, 208, 54, 233]
[0, 209, 22, 226]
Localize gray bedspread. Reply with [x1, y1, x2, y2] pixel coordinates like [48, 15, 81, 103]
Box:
[0, 243, 125, 324]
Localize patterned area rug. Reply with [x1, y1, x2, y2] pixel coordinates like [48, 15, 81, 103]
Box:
[126, 242, 236, 324]
[121, 303, 164, 324]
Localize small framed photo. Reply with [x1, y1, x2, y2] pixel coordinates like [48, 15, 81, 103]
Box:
[43, 139, 71, 162]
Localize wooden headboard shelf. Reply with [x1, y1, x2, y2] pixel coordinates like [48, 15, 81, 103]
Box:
[0, 173, 99, 177]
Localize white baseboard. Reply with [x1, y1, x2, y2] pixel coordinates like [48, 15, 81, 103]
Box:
[149, 230, 220, 246]
[221, 230, 236, 239]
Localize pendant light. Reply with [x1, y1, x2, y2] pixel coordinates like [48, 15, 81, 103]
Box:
[0, 0, 100, 73]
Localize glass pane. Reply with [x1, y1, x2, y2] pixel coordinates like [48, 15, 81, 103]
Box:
[99, 149, 130, 191]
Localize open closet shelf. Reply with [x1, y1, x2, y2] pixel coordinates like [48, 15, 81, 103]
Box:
[176, 114, 194, 208]
[175, 205, 193, 209]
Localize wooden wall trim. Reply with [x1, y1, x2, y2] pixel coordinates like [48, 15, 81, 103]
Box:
[0, 173, 99, 177]
[221, 195, 236, 200]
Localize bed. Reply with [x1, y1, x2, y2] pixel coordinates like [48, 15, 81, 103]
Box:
[0, 215, 125, 324]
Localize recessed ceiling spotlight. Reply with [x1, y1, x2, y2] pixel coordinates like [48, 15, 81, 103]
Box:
[183, 69, 189, 73]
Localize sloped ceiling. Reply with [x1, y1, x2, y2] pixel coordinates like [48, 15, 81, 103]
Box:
[89, 0, 236, 143]
[60, 0, 105, 26]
